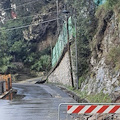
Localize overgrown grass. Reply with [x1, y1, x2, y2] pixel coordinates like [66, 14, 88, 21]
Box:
[78, 76, 86, 88]
[86, 92, 111, 103]
[105, 46, 120, 70]
[66, 86, 111, 103]
[96, 0, 120, 18]
[95, 4, 107, 19]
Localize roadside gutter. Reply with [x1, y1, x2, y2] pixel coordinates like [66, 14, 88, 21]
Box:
[57, 85, 88, 103]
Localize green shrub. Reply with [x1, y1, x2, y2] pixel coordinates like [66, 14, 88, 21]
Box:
[31, 55, 51, 72]
[86, 92, 111, 103]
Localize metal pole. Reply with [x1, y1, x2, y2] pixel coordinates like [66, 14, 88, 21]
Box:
[50, 37, 53, 58]
[96, 114, 98, 120]
[58, 104, 61, 120]
[56, 0, 59, 35]
[66, 15, 74, 88]
[74, 12, 78, 89]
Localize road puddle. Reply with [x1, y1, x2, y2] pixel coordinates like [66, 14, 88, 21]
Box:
[4, 92, 13, 100]
[3, 90, 25, 100]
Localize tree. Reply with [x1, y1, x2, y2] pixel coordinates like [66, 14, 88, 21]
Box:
[31, 55, 51, 72]
[0, 29, 13, 73]
[70, 0, 96, 77]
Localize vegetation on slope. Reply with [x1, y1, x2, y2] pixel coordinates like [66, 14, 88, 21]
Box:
[0, 17, 51, 74]
[68, 0, 120, 88]
[106, 46, 120, 70]
[67, 0, 97, 87]
[0, 0, 57, 74]
[0, 0, 119, 81]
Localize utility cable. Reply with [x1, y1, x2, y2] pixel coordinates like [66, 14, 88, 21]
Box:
[0, 1, 8, 4]
[0, 18, 60, 32]
[1, 0, 40, 11]
[1, 11, 58, 23]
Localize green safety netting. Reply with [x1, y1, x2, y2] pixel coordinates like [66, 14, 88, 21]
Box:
[52, 1, 107, 67]
[52, 17, 73, 67]
[94, 0, 106, 5]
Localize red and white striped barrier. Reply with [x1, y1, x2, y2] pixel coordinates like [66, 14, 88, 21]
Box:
[67, 105, 120, 114]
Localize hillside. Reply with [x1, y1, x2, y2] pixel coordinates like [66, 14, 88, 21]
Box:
[0, 0, 120, 101]
[72, 0, 120, 101]
[47, 0, 120, 102]
[0, 0, 63, 77]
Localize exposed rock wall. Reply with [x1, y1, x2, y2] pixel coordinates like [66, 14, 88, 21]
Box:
[81, 8, 120, 100]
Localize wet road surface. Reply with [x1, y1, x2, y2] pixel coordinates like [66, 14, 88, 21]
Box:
[0, 83, 76, 120]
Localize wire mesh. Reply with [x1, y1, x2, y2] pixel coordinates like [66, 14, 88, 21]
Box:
[52, 17, 73, 67]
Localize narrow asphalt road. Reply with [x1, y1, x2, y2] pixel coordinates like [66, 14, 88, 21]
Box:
[0, 83, 76, 120]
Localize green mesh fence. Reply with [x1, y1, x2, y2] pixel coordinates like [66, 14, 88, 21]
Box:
[52, 17, 73, 67]
[52, 2, 106, 67]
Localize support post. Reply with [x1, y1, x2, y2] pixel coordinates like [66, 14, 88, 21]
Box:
[66, 16, 74, 88]
[56, 0, 59, 35]
[74, 11, 78, 89]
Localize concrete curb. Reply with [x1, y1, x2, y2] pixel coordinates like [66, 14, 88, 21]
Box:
[57, 85, 88, 103]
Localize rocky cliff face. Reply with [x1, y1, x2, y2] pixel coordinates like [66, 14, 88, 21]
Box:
[22, 0, 59, 51]
[81, 7, 120, 100]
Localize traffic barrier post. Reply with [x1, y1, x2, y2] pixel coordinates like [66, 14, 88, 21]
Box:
[58, 103, 120, 120]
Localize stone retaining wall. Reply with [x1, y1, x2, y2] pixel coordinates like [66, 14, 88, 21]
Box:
[48, 52, 72, 86]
